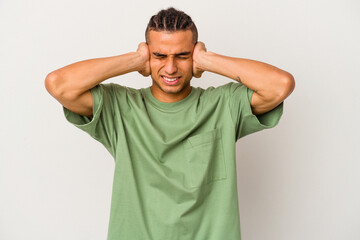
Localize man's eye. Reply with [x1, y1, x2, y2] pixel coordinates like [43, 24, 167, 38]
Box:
[154, 54, 166, 58]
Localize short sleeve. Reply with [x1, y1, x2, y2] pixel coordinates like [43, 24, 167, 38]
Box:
[225, 82, 284, 140]
[63, 83, 118, 157]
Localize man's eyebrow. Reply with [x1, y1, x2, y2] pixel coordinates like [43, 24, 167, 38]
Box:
[153, 52, 166, 56]
[152, 52, 191, 57]
[175, 52, 191, 56]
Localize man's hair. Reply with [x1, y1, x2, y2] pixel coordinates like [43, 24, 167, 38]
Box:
[145, 7, 198, 44]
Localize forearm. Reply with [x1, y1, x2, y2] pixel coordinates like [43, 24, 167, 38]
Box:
[197, 51, 293, 98]
[45, 52, 144, 99]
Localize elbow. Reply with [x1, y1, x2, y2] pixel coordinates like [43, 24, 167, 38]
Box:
[44, 71, 62, 97]
[44, 71, 76, 100]
[279, 72, 295, 99]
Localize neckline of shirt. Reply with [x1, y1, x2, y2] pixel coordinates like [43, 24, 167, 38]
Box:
[141, 87, 197, 112]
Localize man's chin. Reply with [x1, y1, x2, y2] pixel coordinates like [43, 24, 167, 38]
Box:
[160, 86, 183, 94]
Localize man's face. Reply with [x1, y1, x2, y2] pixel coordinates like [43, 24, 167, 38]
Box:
[147, 30, 195, 102]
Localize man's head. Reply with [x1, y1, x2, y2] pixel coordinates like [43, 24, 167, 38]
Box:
[145, 7, 198, 44]
[145, 8, 198, 102]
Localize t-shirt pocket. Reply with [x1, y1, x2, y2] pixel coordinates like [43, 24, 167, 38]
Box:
[183, 128, 227, 188]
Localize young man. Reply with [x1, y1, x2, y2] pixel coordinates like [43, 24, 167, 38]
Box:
[45, 7, 295, 240]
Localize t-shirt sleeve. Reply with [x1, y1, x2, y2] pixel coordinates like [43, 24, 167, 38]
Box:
[63, 83, 118, 157]
[225, 82, 284, 140]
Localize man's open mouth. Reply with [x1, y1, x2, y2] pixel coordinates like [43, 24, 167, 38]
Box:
[161, 76, 181, 85]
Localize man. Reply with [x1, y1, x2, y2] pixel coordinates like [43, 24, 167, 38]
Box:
[45, 7, 295, 240]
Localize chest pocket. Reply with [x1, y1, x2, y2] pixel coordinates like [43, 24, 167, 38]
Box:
[183, 128, 227, 188]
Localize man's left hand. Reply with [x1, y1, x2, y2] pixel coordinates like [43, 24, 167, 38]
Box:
[192, 41, 207, 78]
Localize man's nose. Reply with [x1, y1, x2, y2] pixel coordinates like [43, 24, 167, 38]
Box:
[164, 57, 177, 75]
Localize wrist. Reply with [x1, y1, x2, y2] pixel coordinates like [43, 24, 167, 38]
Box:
[195, 51, 215, 72]
[133, 50, 151, 76]
[129, 51, 148, 72]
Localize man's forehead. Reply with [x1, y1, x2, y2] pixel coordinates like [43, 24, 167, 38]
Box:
[147, 30, 194, 53]
[148, 30, 193, 41]
[149, 41, 194, 54]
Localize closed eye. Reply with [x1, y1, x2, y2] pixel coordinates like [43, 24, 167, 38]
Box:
[176, 55, 190, 59]
[152, 52, 191, 59]
[153, 53, 166, 58]
[176, 52, 191, 59]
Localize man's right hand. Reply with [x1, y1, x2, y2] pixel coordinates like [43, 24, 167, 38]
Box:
[192, 41, 207, 78]
[136, 42, 151, 77]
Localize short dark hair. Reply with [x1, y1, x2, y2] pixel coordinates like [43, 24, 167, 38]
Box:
[145, 7, 198, 44]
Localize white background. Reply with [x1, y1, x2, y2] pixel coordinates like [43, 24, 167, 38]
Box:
[1, 0, 359, 239]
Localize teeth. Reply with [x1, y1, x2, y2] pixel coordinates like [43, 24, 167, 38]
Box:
[163, 76, 178, 82]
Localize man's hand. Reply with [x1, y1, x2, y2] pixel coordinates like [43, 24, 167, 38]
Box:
[192, 41, 207, 78]
[136, 42, 151, 77]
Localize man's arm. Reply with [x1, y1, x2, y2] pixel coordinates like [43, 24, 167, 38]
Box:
[192, 42, 295, 115]
[44, 43, 150, 117]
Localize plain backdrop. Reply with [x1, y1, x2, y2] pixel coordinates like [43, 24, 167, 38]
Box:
[1, 0, 359, 239]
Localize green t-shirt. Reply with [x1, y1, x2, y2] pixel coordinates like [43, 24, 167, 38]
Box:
[63, 82, 283, 240]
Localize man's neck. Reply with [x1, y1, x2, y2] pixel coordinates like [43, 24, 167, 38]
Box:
[150, 85, 192, 103]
